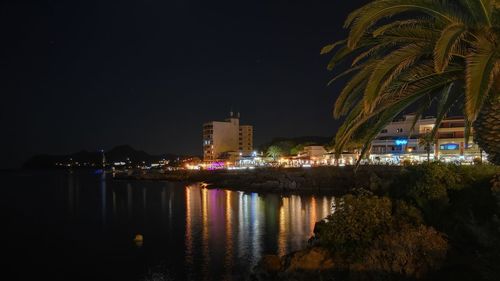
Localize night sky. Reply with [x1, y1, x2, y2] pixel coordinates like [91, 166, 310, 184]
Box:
[1, 0, 369, 168]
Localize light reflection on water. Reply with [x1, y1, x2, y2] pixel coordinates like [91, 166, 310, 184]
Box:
[181, 184, 335, 280]
[4, 171, 336, 281]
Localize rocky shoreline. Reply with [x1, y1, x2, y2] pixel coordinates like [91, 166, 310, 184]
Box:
[113, 166, 403, 195]
[252, 246, 338, 281]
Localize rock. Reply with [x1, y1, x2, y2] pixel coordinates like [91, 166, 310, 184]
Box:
[252, 255, 281, 281]
[252, 247, 340, 281]
[282, 247, 334, 272]
[263, 180, 279, 188]
[258, 255, 282, 272]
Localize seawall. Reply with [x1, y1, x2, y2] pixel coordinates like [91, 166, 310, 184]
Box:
[113, 166, 403, 195]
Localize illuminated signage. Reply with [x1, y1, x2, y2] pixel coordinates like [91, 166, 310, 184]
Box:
[207, 161, 225, 170]
[439, 143, 459, 150]
[395, 139, 408, 146]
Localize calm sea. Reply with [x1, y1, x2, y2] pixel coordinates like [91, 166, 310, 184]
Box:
[1, 170, 335, 281]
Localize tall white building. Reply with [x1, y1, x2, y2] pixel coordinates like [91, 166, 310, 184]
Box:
[202, 112, 253, 161]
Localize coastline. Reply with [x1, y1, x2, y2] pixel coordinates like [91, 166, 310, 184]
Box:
[112, 165, 403, 195]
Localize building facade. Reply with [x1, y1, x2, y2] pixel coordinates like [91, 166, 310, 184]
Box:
[369, 114, 482, 164]
[203, 112, 254, 161]
[298, 146, 327, 158]
[370, 114, 435, 158]
[239, 125, 253, 156]
[434, 117, 481, 161]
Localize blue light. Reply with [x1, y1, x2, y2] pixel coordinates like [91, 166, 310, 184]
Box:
[440, 143, 459, 150]
[395, 139, 408, 146]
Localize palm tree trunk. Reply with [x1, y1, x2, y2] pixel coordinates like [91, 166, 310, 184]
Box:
[473, 92, 500, 165]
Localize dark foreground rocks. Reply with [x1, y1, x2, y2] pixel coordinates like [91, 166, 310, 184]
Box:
[252, 247, 336, 281]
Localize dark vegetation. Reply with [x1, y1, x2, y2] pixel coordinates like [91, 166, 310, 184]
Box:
[255, 163, 500, 281]
[316, 164, 500, 280]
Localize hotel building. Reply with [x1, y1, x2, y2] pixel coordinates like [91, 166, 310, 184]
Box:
[369, 114, 482, 163]
[203, 112, 253, 161]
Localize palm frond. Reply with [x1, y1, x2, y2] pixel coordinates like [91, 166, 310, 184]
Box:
[363, 43, 428, 113]
[431, 84, 463, 138]
[408, 93, 434, 135]
[320, 40, 346, 55]
[459, 0, 495, 26]
[327, 65, 364, 86]
[372, 19, 428, 37]
[346, 0, 460, 48]
[333, 62, 375, 118]
[327, 45, 352, 71]
[434, 23, 467, 72]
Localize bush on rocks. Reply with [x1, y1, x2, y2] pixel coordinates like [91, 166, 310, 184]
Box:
[314, 195, 447, 280]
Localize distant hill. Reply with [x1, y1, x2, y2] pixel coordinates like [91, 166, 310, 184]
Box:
[23, 145, 183, 169]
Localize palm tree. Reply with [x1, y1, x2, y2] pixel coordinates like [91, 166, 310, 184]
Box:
[322, 0, 500, 164]
[419, 133, 435, 162]
[266, 145, 283, 160]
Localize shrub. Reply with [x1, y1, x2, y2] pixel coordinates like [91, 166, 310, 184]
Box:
[389, 163, 499, 224]
[388, 163, 500, 280]
[315, 195, 447, 280]
[357, 225, 447, 280]
[319, 195, 393, 260]
[389, 163, 462, 223]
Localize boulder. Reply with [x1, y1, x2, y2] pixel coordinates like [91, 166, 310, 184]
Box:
[252, 248, 336, 281]
[282, 247, 334, 272]
[258, 255, 282, 272]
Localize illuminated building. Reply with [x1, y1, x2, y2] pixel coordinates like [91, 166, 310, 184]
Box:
[370, 114, 435, 160]
[202, 112, 253, 161]
[298, 146, 327, 158]
[239, 125, 253, 156]
[369, 114, 482, 164]
[434, 116, 481, 162]
[295, 146, 329, 166]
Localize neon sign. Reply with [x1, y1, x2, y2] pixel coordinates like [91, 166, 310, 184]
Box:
[439, 143, 459, 150]
[395, 139, 408, 146]
[207, 161, 225, 170]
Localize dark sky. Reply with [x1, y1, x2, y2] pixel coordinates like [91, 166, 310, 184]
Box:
[1, 0, 368, 168]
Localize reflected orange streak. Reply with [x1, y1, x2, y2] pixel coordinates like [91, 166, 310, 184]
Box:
[310, 196, 317, 236]
[185, 186, 193, 266]
[278, 197, 289, 257]
[201, 187, 209, 280]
